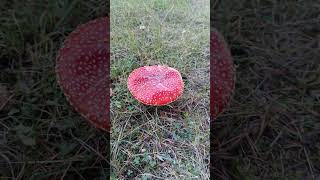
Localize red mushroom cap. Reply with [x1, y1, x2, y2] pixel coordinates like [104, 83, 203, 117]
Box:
[211, 29, 236, 118]
[127, 65, 184, 106]
[56, 17, 110, 131]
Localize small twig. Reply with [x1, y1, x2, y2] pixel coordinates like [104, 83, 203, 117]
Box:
[0, 94, 14, 111]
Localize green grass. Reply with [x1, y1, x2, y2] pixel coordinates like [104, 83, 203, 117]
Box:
[0, 0, 109, 179]
[110, 0, 210, 179]
[212, 0, 320, 179]
[1, 0, 318, 179]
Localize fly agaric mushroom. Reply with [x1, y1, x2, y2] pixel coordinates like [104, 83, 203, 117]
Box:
[211, 29, 236, 118]
[56, 17, 110, 131]
[127, 65, 184, 106]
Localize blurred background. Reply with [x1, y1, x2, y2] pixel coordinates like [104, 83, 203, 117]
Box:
[0, 0, 109, 179]
[212, 0, 320, 179]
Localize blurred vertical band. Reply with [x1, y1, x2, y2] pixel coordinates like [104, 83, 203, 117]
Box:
[0, 0, 111, 179]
